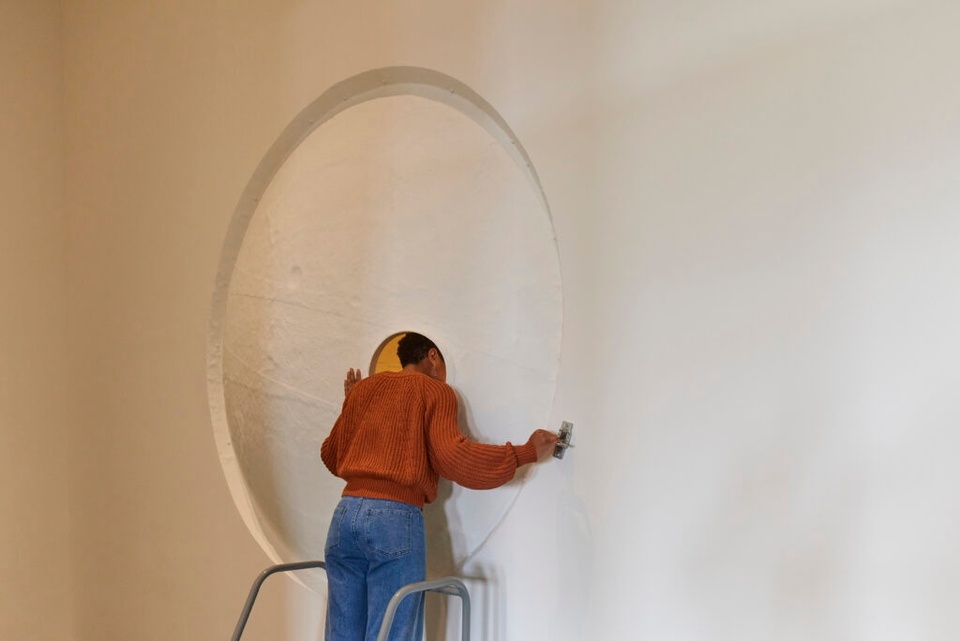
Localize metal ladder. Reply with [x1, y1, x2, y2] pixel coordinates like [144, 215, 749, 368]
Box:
[377, 577, 471, 641]
[231, 561, 471, 641]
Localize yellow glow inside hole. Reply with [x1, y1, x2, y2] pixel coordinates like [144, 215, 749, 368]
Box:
[369, 332, 406, 375]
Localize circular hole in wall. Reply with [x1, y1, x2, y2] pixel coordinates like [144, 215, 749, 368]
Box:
[208, 67, 562, 593]
[369, 331, 444, 376]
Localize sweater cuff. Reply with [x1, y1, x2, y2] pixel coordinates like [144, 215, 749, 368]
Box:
[513, 441, 539, 467]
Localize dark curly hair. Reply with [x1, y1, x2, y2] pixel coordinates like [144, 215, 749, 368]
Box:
[396, 332, 444, 367]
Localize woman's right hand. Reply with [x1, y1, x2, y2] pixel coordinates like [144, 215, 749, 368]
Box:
[528, 429, 560, 462]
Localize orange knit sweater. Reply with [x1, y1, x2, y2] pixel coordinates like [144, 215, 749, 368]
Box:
[320, 371, 538, 508]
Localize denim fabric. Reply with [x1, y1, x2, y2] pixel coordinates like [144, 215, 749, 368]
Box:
[325, 496, 426, 641]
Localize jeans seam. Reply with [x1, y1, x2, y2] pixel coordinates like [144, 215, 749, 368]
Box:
[325, 504, 345, 552]
[350, 499, 363, 550]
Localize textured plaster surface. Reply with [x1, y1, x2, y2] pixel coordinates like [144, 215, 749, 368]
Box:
[209, 72, 561, 592]
[49, 3, 960, 639]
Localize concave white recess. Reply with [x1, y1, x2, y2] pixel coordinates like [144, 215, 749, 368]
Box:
[208, 68, 561, 594]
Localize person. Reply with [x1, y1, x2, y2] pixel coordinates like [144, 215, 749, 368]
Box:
[320, 332, 558, 641]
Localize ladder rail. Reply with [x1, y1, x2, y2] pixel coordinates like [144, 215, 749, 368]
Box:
[377, 577, 471, 641]
[231, 562, 470, 641]
[230, 560, 327, 641]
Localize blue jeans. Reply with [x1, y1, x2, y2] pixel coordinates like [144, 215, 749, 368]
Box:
[325, 496, 426, 641]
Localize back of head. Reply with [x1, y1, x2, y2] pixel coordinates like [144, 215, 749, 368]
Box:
[397, 332, 443, 367]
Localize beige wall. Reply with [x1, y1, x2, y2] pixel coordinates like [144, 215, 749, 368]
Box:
[0, 1, 75, 639]
[3, 1, 960, 639]
[59, 2, 295, 638]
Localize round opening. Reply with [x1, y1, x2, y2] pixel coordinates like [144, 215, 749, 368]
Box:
[368, 331, 442, 376]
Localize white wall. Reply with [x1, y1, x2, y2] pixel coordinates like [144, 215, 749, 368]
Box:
[41, 0, 960, 639]
[0, 1, 76, 639]
[560, 5, 960, 638]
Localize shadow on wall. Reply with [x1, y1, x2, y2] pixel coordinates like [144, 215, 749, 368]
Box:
[423, 558, 506, 641]
[420, 387, 534, 641]
[424, 479, 455, 641]
[422, 388, 473, 640]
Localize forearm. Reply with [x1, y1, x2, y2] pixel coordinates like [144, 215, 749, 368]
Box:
[429, 433, 537, 489]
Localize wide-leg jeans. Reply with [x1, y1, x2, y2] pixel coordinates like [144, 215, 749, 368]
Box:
[324, 496, 426, 641]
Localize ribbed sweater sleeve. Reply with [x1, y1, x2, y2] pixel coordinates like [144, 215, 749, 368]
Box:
[320, 396, 349, 476]
[423, 381, 538, 489]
